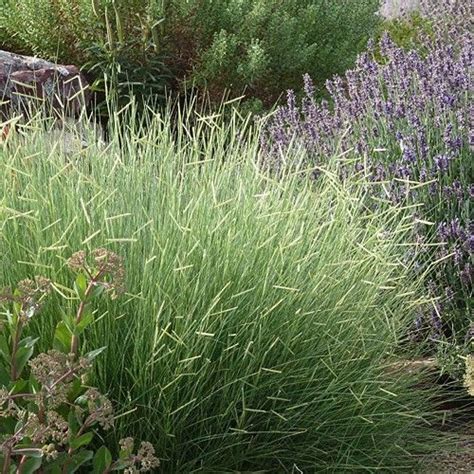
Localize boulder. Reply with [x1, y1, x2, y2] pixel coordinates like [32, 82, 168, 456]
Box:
[0, 50, 90, 120]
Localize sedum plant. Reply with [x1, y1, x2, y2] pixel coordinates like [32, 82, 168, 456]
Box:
[0, 250, 160, 473]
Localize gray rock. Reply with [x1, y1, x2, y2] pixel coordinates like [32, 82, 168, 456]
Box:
[0, 50, 90, 120]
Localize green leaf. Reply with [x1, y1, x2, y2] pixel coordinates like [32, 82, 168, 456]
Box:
[67, 450, 94, 473]
[18, 337, 39, 349]
[75, 309, 94, 335]
[69, 432, 94, 450]
[29, 376, 40, 392]
[74, 273, 88, 301]
[91, 285, 105, 299]
[14, 440, 37, 450]
[111, 460, 130, 471]
[13, 295, 21, 317]
[67, 410, 81, 436]
[11, 379, 28, 394]
[12, 448, 43, 458]
[42, 453, 68, 473]
[0, 364, 9, 386]
[68, 378, 85, 403]
[93, 446, 112, 473]
[0, 333, 10, 363]
[85, 346, 106, 361]
[61, 313, 76, 334]
[74, 394, 88, 407]
[19, 456, 43, 474]
[53, 321, 72, 353]
[43, 465, 62, 474]
[0, 417, 16, 434]
[14, 343, 36, 377]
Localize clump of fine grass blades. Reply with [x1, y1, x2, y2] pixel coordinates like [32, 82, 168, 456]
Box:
[0, 103, 454, 471]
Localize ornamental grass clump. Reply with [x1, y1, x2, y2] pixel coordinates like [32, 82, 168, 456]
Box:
[0, 102, 458, 471]
[262, 0, 473, 372]
[0, 250, 160, 473]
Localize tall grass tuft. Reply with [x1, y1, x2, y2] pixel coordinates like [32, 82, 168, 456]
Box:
[0, 103, 454, 471]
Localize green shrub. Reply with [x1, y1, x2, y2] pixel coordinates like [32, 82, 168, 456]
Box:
[0, 0, 381, 108]
[169, 0, 381, 105]
[0, 103, 455, 471]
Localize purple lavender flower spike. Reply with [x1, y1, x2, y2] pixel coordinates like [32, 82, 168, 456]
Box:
[260, 0, 472, 356]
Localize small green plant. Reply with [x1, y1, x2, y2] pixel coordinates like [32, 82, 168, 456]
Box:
[0, 249, 160, 473]
[375, 11, 434, 57]
[0, 0, 170, 115]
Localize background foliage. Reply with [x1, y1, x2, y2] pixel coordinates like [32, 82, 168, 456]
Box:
[0, 0, 381, 108]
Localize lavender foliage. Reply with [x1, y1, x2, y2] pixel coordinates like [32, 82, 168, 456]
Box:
[262, 0, 473, 349]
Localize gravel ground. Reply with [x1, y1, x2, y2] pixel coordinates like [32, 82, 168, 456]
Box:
[422, 403, 474, 472]
[388, 359, 474, 472]
[423, 436, 474, 472]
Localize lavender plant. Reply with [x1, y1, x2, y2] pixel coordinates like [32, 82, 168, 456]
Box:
[262, 0, 473, 372]
[0, 250, 160, 473]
